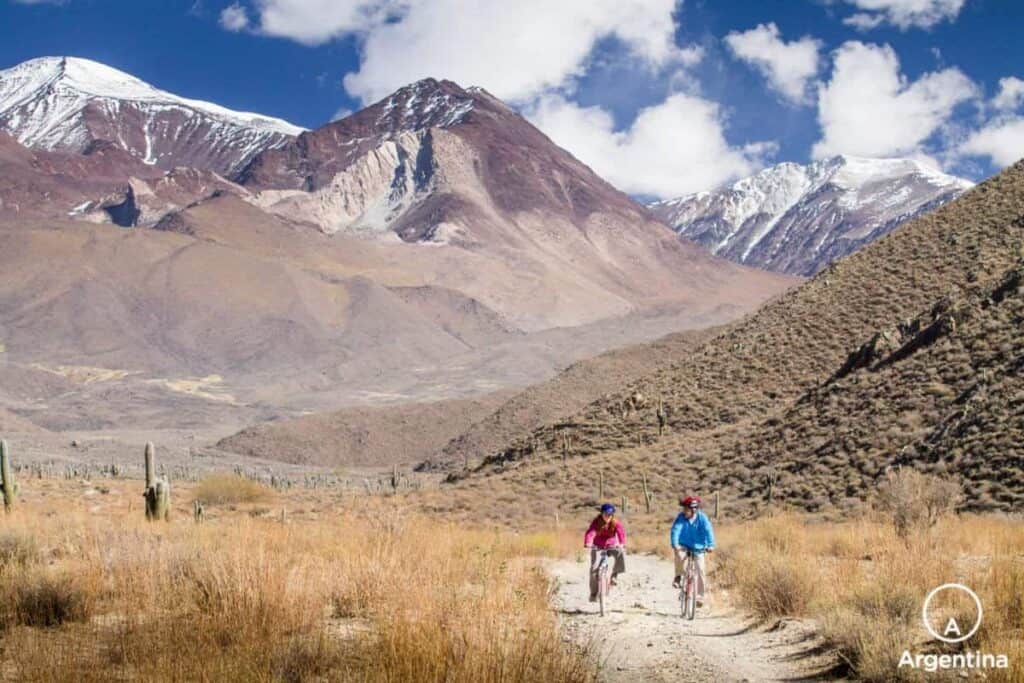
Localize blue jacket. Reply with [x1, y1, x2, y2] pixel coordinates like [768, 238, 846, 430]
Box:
[670, 510, 715, 552]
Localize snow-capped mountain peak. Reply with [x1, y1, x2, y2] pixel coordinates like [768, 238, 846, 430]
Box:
[370, 78, 477, 132]
[0, 56, 304, 176]
[651, 155, 973, 275]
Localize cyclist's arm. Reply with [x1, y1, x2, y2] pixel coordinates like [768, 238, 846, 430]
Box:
[615, 520, 626, 548]
[583, 521, 597, 548]
[670, 513, 683, 549]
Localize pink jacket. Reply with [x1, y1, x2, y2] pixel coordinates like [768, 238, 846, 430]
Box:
[584, 518, 626, 549]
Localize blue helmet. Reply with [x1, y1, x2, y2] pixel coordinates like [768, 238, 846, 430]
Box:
[600, 503, 616, 515]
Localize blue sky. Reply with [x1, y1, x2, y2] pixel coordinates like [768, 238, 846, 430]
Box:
[3, 0, 1023, 198]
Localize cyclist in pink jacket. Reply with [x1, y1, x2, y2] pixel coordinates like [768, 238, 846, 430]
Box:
[583, 503, 627, 601]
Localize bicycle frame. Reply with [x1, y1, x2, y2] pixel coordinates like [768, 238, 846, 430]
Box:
[596, 549, 612, 617]
[679, 548, 699, 620]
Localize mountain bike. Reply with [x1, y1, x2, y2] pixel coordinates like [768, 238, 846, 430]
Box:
[678, 547, 700, 620]
[594, 549, 613, 617]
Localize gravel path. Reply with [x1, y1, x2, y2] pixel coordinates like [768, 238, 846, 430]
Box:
[548, 553, 843, 682]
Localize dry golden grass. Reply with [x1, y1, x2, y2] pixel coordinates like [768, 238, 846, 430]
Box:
[192, 473, 276, 505]
[713, 514, 1024, 682]
[0, 478, 594, 683]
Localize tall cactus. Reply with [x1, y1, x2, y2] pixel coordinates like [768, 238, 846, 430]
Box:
[143, 442, 170, 521]
[145, 442, 155, 491]
[641, 471, 654, 513]
[1, 439, 16, 513]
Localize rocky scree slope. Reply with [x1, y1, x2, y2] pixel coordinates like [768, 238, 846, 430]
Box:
[238, 77, 793, 331]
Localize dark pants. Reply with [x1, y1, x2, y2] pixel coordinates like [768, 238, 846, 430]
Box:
[589, 546, 626, 596]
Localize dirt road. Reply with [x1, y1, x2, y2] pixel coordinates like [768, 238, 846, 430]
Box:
[548, 553, 843, 682]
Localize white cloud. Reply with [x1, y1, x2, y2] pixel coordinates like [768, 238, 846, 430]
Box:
[244, 0, 692, 104]
[253, 0, 402, 46]
[992, 77, 1024, 113]
[839, 0, 966, 31]
[724, 23, 821, 105]
[960, 118, 1024, 167]
[525, 93, 771, 198]
[344, 0, 691, 104]
[813, 41, 977, 160]
[330, 106, 353, 122]
[219, 3, 249, 31]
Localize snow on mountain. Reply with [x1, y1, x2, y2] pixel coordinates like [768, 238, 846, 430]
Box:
[238, 78, 514, 237]
[650, 156, 974, 276]
[0, 57, 304, 176]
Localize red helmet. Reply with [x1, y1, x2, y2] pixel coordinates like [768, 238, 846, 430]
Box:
[679, 496, 701, 509]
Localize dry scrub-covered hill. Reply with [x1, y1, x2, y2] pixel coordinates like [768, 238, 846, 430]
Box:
[216, 392, 513, 467]
[218, 325, 719, 469]
[435, 160, 1024, 517]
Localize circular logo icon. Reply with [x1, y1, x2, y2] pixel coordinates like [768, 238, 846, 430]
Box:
[922, 583, 983, 644]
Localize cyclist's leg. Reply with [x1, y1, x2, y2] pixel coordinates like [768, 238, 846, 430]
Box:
[673, 547, 686, 586]
[610, 547, 625, 583]
[589, 547, 600, 599]
[694, 552, 707, 601]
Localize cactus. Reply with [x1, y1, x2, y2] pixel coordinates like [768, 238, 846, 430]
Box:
[144, 442, 155, 490]
[598, 469, 605, 500]
[621, 495, 628, 514]
[713, 490, 721, 520]
[641, 471, 653, 513]
[656, 398, 667, 436]
[765, 468, 778, 504]
[193, 499, 204, 523]
[390, 464, 400, 492]
[1, 439, 16, 513]
[143, 443, 170, 521]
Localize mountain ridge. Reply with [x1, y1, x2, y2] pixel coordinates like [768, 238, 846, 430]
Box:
[0, 56, 303, 176]
[650, 155, 972, 275]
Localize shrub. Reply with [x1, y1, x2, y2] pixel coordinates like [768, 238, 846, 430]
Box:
[193, 474, 275, 506]
[729, 551, 818, 619]
[0, 530, 39, 568]
[876, 467, 961, 539]
[821, 607, 918, 682]
[2, 572, 94, 628]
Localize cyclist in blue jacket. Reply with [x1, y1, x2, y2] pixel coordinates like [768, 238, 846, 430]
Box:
[670, 496, 715, 605]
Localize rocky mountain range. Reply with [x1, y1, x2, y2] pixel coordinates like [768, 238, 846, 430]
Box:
[0, 57, 303, 176]
[0, 58, 792, 434]
[650, 155, 973, 275]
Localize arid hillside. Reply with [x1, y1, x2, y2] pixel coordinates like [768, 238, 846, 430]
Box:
[216, 326, 720, 468]
[217, 391, 513, 467]
[434, 159, 1024, 517]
